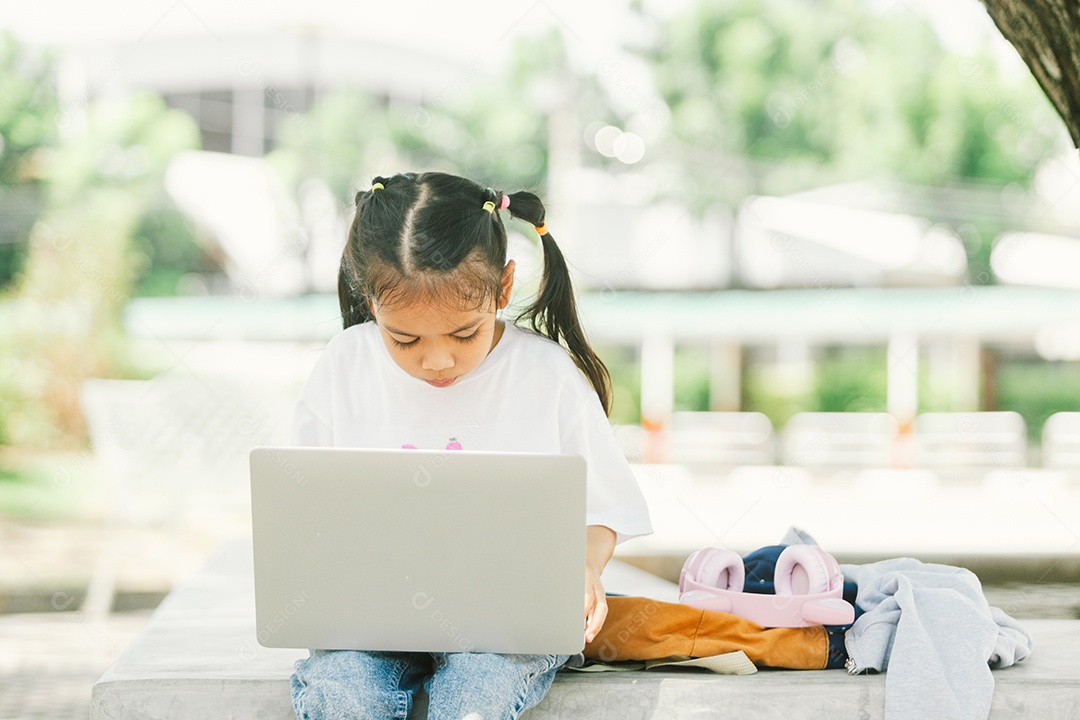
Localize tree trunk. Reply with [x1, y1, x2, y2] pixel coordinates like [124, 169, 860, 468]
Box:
[981, 0, 1080, 149]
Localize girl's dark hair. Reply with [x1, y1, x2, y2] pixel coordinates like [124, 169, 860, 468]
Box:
[339, 171, 613, 415]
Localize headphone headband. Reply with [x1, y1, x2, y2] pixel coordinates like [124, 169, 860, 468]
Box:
[678, 544, 854, 628]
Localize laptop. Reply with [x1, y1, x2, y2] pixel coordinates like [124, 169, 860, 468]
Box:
[249, 446, 587, 655]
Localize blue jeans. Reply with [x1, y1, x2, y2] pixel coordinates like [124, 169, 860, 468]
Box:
[291, 649, 570, 720]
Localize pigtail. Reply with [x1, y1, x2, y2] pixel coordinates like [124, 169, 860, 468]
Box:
[338, 236, 373, 329]
[507, 192, 613, 416]
[339, 176, 392, 329]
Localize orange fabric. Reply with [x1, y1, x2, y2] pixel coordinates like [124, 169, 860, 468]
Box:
[584, 596, 828, 670]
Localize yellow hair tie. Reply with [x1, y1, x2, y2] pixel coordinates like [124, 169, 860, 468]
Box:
[371, 183, 384, 191]
[534, 222, 548, 236]
[482, 201, 496, 214]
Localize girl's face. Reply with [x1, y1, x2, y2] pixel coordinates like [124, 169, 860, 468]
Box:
[371, 262, 515, 388]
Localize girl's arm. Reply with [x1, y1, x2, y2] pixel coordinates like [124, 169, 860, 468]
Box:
[584, 524, 617, 643]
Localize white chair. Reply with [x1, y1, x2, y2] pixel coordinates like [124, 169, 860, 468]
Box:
[1042, 412, 1080, 472]
[79, 374, 295, 619]
[780, 412, 897, 470]
[913, 411, 1027, 473]
[667, 411, 775, 471]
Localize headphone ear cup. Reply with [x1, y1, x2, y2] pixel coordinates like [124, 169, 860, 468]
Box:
[689, 547, 745, 592]
[679, 549, 706, 593]
[774, 545, 841, 595]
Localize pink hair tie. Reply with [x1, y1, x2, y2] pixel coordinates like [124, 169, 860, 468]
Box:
[499, 194, 510, 211]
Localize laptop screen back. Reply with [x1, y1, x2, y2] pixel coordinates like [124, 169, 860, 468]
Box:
[250, 447, 587, 655]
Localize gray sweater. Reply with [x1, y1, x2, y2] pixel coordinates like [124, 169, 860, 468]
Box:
[839, 558, 1034, 720]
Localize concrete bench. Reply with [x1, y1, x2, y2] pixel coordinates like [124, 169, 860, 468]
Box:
[91, 540, 1080, 719]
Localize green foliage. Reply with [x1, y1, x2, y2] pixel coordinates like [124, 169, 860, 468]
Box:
[0, 31, 57, 180]
[607, 341, 1080, 445]
[388, 31, 578, 192]
[996, 360, 1080, 441]
[673, 345, 712, 412]
[0, 184, 43, 289]
[1, 93, 199, 450]
[600, 344, 716, 424]
[643, 0, 1069, 208]
[725, 345, 889, 427]
[129, 205, 212, 297]
[0, 452, 104, 521]
[46, 94, 199, 204]
[392, 90, 548, 194]
[270, 30, 621, 203]
[601, 344, 642, 425]
[17, 93, 200, 307]
[270, 91, 395, 204]
[0, 32, 57, 290]
[811, 346, 887, 412]
[742, 361, 810, 428]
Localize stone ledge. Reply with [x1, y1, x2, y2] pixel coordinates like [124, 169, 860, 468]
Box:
[91, 540, 1080, 719]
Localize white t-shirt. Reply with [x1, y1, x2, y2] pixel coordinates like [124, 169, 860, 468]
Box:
[292, 320, 653, 544]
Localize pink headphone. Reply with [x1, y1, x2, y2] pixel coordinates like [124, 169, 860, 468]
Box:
[678, 545, 855, 628]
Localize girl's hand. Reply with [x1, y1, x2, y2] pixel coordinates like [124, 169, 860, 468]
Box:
[583, 525, 616, 644]
[584, 564, 607, 644]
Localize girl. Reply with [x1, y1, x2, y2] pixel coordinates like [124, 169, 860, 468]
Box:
[289, 171, 652, 719]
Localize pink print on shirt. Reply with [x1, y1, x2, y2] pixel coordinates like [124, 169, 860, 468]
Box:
[401, 438, 463, 450]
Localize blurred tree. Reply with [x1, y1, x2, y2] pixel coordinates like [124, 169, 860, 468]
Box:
[270, 30, 617, 205]
[640, 0, 1068, 211]
[390, 31, 580, 193]
[0, 94, 199, 449]
[673, 346, 712, 412]
[0, 32, 56, 290]
[129, 205, 220, 297]
[270, 90, 397, 205]
[996, 360, 1080, 441]
[812, 346, 887, 412]
[981, 0, 1080, 150]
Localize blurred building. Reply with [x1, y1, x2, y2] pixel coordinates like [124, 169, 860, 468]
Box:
[16, 4, 1080, 437]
